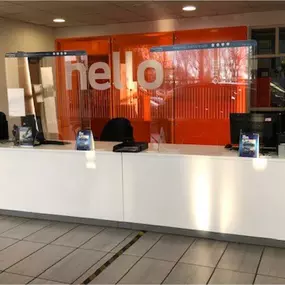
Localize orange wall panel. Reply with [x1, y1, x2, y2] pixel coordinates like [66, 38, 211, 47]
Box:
[56, 26, 248, 145]
[175, 26, 247, 44]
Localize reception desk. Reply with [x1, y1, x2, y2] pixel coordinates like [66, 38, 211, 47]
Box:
[0, 142, 284, 242]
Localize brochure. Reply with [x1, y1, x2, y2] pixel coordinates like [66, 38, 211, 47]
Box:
[18, 126, 34, 147]
[239, 132, 259, 158]
[76, 129, 95, 151]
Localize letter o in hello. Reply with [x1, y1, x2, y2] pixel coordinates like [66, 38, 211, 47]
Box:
[137, 60, 163, 90]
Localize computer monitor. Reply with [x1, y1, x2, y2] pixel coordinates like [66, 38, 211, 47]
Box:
[21, 115, 45, 142]
[230, 113, 251, 145]
[230, 112, 282, 150]
[21, 115, 69, 145]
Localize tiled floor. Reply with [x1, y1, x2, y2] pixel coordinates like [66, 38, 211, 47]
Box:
[0, 215, 284, 284]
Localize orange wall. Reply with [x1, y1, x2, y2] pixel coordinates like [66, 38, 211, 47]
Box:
[56, 26, 248, 144]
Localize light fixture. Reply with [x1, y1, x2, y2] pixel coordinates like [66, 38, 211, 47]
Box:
[53, 18, 65, 23]
[182, 5, 196, 11]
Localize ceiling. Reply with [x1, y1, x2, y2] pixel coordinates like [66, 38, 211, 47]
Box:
[0, 1, 285, 27]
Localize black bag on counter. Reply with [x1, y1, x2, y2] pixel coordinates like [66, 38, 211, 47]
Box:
[0, 112, 8, 140]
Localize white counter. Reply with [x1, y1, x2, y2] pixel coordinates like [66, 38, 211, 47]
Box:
[123, 146, 284, 241]
[0, 141, 123, 221]
[0, 142, 284, 241]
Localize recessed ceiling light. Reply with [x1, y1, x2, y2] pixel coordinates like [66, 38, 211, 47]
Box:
[53, 18, 65, 23]
[182, 5, 196, 11]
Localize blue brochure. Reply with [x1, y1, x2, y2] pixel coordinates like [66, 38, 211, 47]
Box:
[19, 126, 34, 147]
[76, 130, 94, 151]
[239, 133, 259, 158]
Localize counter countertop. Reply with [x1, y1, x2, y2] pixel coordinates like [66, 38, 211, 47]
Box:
[0, 141, 280, 159]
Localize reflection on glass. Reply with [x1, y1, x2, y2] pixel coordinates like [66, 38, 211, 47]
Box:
[253, 57, 285, 107]
[5, 51, 89, 142]
[252, 28, 276, 55]
[280, 28, 285, 54]
[150, 42, 255, 145]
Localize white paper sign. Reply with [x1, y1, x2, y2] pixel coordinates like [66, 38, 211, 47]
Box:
[44, 96, 58, 134]
[40, 67, 54, 89]
[7, 88, 25, 117]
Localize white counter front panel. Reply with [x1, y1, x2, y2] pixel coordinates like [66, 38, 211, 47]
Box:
[0, 147, 123, 221]
[123, 152, 285, 240]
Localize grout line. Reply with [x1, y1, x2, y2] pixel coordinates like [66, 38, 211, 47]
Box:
[0, 216, 32, 237]
[82, 231, 146, 284]
[47, 223, 81, 245]
[206, 242, 229, 285]
[70, 251, 112, 285]
[51, 225, 105, 248]
[115, 233, 165, 284]
[25, 246, 78, 283]
[2, 222, 81, 277]
[160, 237, 196, 284]
[26, 226, 107, 284]
[23, 220, 73, 241]
[109, 230, 141, 253]
[252, 246, 265, 284]
[2, 220, 105, 284]
[0, 238, 20, 254]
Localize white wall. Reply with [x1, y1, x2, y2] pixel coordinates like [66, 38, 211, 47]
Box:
[0, 18, 54, 131]
[55, 10, 285, 39]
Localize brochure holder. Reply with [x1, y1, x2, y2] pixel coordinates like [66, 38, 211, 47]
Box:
[76, 129, 95, 151]
[239, 132, 259, 158]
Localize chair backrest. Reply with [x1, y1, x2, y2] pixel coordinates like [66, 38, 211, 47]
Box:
[100, 118, 134, 142]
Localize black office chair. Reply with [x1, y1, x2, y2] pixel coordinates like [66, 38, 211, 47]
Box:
[100, 117, 134, 142]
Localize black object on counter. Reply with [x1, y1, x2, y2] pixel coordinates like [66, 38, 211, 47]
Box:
[113, 141, 148, 153]
[0, 112, 8, 140]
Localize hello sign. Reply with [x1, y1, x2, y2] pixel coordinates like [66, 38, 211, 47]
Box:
[65, 51, 164, 91]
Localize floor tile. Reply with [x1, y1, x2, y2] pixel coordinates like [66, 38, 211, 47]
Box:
[24, 222, 77, 244]
[0, 241, 44, 271]
[145, 235, 194, 262]
[73, 253, 113, 284]
[209, 268, 255, 284]
[255, 275, 285, 284]
[0, 272, 34, 284]
[40, 249, 106, 283]
[119, 257, 175, 284]
[163, 263, 214, 284]
[110, 232, 139, 253]
[30, 278, 64, 284]
[258, 247, 285, 278]
[81, 228, 133, 252]
[0, 220, 51, 240]
[52, 225, 103, 248]
[90, 255, 140, 284]
[181, 239, 227, 267]
[125, 232, 162, 257]
[0, 217, 29, 234]
[218, 243, 263, 273]
[111, 231, 162, 257]
[0, 237, 18, 251]
[7, 244, 74, 277]
[90, 255, 139, 284]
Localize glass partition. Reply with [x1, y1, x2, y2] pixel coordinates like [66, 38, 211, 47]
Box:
[5, 51, 89, 142]
[150, 40, 257, 147]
